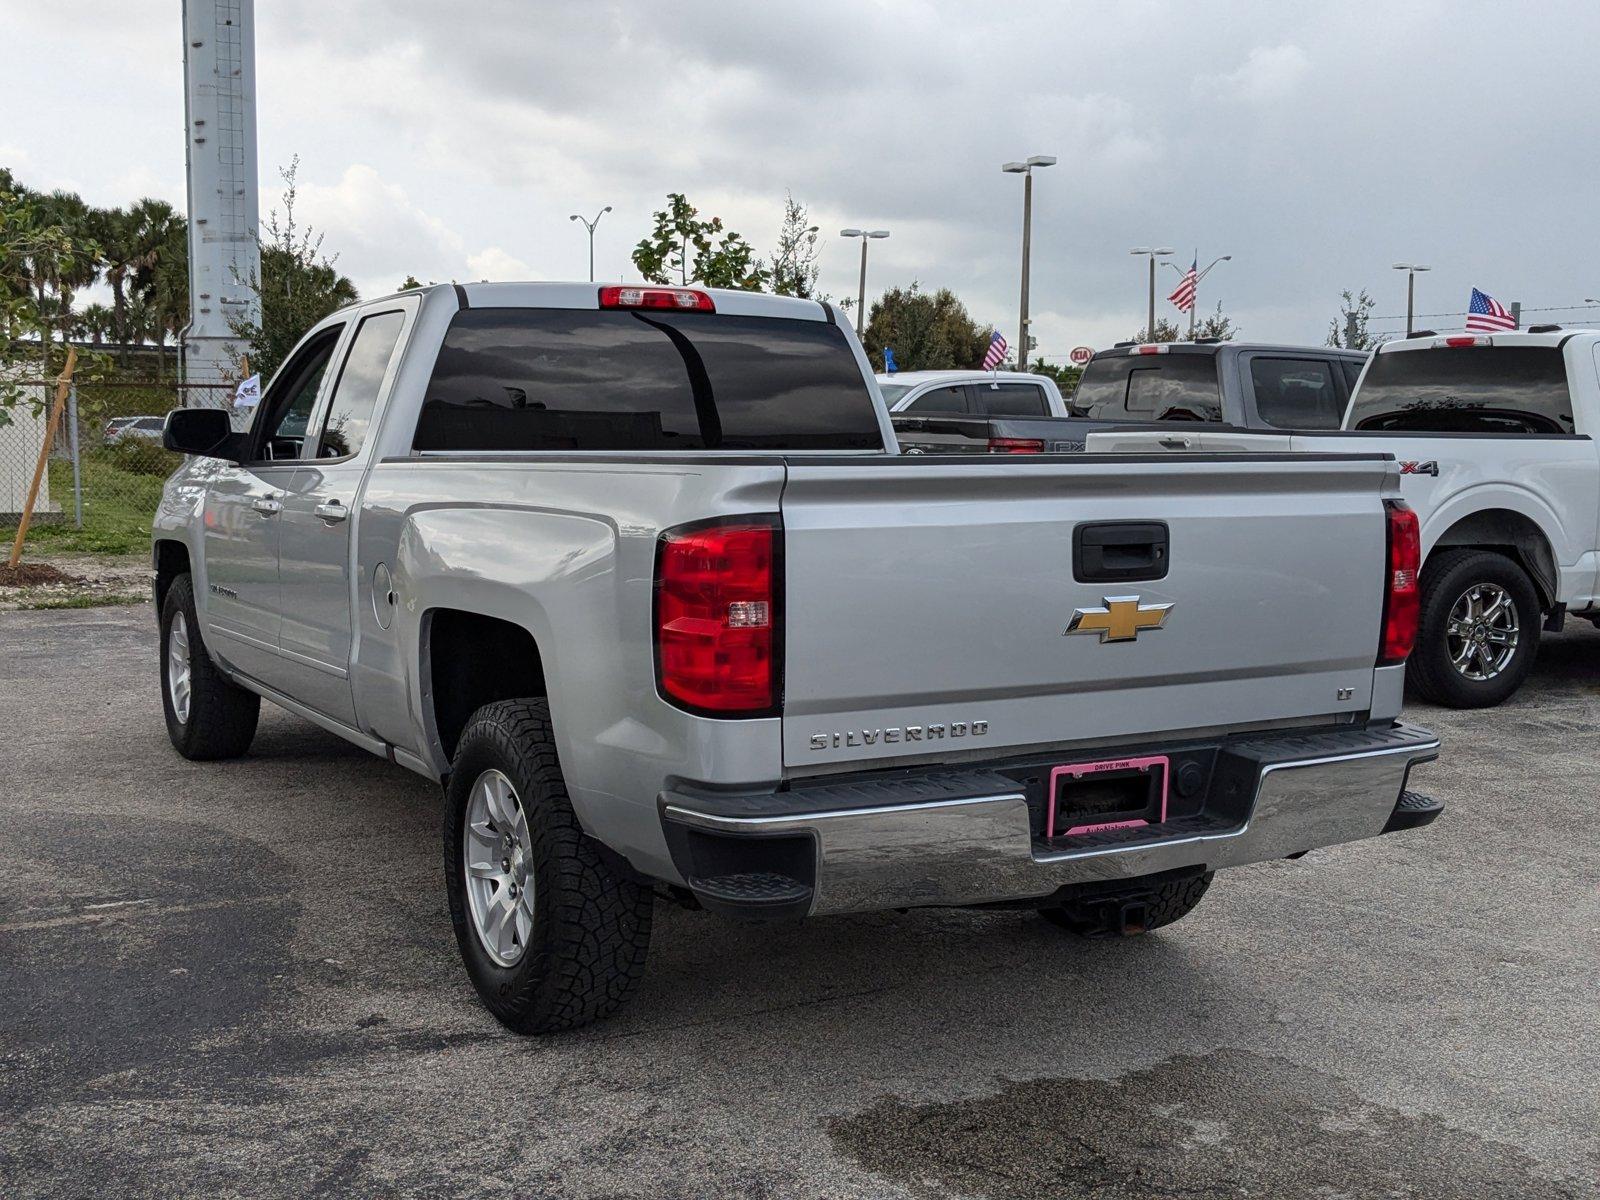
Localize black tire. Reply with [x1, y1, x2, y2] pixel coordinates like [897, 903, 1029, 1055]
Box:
[1039, 872, 1213, 937]
[160, 573, 259, 760]
[1407, 549, 1540, 709]
[443, 699, 653, 1034]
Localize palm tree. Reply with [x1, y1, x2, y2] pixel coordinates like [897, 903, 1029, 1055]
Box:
[72, 302, 115, 343]
[22, 189, 100, 373]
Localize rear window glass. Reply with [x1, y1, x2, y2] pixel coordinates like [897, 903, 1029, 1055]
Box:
[974, 382, 1049, 416]
[1076, 354, 1221, 422]
[1250, 357, 1343, 430]
[414, 308, 883, 452]
[1350, 347, 1573, 434]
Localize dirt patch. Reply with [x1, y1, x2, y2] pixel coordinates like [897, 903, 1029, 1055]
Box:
[827, 1049, 1593, 1199]
[0, 561, 82, 587]
[0, 552, 148, 610]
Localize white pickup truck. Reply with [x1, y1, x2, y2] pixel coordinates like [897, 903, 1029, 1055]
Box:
[153, 282, 1441, 1033]
[1087, 329, 1600, 707]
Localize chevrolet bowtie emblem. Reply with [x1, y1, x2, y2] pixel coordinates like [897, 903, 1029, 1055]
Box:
[1066, 595, 1174, 642]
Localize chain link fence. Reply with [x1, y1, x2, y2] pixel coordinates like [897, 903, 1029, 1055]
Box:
[1, 375, 235, 556]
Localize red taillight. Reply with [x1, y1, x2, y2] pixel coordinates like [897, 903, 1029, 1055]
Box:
[655, 518, 780, 716]
[599, 285, 715, 312]
[988, 436, 1045, 454]
[1379, 500, 1421, 665]
[1438, 335, 1490, 348]
[1133, 344, 1169, 356]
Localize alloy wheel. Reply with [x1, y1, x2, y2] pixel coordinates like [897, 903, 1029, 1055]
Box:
[1445, 582, 1520, 681]
[463, 768, 537, 967]
[167, 611, 193, 724]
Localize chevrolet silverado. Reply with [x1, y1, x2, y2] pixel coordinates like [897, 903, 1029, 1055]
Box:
[153, 282, 1441, 1033]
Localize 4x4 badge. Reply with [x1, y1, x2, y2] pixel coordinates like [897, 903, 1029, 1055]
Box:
[1066, 596, 1173, 643]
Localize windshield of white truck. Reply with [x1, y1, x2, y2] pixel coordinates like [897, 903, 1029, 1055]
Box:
[414, 308, 885, 451]
[1349, 346, 1574, 434]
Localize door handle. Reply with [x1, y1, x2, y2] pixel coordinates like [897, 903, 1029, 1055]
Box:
[314, 499, 349, 523]
[252, 496, 282, 516]
[1073, 521, 1170, 583]
[1158, 436, 1192, 449]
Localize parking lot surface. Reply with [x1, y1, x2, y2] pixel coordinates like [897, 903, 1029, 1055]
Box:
[2, 604, 1597, 1199]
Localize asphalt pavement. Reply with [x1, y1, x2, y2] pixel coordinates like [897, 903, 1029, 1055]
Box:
[2, 604, 1596, 1198]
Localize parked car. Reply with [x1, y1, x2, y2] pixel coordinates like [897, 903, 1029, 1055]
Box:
[876, 370, 1069, 415]
[154, 282, 1441, 1033]
[892, 341, 1369, 454]
[1084, 328, 1600, 708]
[105, 415, 168, 443]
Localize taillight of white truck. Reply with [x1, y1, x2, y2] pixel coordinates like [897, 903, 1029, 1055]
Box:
[1379, 499, 1421, 664]
[654, 516, 783, 717]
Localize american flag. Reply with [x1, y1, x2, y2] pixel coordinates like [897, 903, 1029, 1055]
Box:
[1167, 257, 1198, 314]
[982, 330, 1008, 370]
[1465, 287, 1516, 333]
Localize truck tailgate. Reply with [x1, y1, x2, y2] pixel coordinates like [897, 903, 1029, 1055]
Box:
[778, 455, 1395, 768]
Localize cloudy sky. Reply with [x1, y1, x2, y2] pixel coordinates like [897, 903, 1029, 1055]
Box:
[6, 0, 1599, 356]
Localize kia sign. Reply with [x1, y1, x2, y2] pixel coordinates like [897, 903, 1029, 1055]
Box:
[1069, 346, 1094, 366]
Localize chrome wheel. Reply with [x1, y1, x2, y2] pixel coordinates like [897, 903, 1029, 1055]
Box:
[463, 768, 536, 967]
[1446, 582, 1520, 681]
[167, 611, 193, 724]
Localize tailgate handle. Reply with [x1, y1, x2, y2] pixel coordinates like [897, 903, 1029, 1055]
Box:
[1073, 521, 1169, 583]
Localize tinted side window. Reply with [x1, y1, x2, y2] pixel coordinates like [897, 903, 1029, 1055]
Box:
[1350, 347, 1574, 434]
[315, 311, 405, 459]
[974, 383, 1048, 416]
[1341, 358, 1365, 392]
[904, 384, 970, 414]
[415, 308, 883, 451]
[1250, 358, 1342, 429]
[252, 328, 343, 461]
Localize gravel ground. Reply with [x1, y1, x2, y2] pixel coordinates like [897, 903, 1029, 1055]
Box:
[1, 606, 1596, 1198]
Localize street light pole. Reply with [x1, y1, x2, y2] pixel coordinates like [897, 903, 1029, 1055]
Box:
[1164, 254, 1232, 338]
[1003, 155, 1055, 367]
[1392, 262, 1431, 336]
[839, 228, 890, 328]
[1130, 246, 1174, 339]
[569, 206, 613, 282]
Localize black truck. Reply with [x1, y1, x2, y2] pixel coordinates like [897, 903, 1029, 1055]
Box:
[891, 341, 1369, 454]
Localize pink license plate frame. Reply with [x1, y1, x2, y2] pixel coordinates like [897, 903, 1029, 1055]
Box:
[1045, 754, 1170, 838]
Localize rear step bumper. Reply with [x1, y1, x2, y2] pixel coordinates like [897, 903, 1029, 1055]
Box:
[661, 722, 1441, 920]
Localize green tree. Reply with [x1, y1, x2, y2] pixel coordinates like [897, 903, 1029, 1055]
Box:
[631, 193, 767, 291]
[1327, 288, 1378, 349]
[861, 283, 991, 372]
[1027, 358, 1082, 390]
[1190, 302, 1237, 341]
[769, 192, 819, 299]
[1, 179, 100, 425]
[228, 158, 358, 382]
[91, 196, 186, 362]
[398, 274, 427, 291]
[1129, 317, 1182, 343]
[72, 302, 115, 342]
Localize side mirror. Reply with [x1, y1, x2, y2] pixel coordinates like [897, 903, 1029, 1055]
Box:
[163, 408, 243, 462]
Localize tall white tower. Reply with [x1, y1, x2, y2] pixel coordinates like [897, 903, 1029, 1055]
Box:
[181, 0, 260, 391]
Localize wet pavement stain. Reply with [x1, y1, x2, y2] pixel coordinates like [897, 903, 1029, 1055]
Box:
[827, 1049, 1594, 1200]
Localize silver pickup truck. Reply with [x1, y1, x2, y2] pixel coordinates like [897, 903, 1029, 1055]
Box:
[154, 282, 1442, 1034]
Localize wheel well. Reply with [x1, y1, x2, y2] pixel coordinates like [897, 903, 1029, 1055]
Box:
[1429, 509, 1557, 609]
[425, 609, 547, 761]
[153, 540, 190, 612]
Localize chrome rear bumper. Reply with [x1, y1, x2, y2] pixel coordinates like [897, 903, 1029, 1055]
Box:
[661, 722, 1440, 917]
